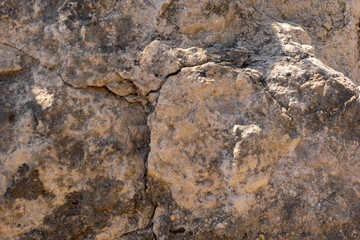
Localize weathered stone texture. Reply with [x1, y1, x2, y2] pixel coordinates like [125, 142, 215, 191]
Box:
[0, 0, 360, 239]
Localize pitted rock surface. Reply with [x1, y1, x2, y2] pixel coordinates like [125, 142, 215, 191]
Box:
[1, 1, 360, 239]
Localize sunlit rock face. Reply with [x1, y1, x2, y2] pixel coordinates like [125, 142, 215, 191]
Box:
[1, 1, 360, 239]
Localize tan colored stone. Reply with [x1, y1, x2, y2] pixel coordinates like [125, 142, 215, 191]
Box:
[1, 0, 360, 239]
[0, 44, 22, 76]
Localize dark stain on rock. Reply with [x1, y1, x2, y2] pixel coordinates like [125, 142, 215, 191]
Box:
[0, 109, 18, 126]
[22, 176, 151, 240]
[281, 197, 302, 221]
[4, 164, 53, 201]
[0, 0, 34, 21]
[99, 44, 114, 54]
[115, 17, 135, 50]
[40, 0, 62, 24]
[202, 1, 230, 17]
[7, 111, 17, 123]
[58, 140, 85, 170]
[0, 70, 36, 152]
[351, 204, 360, 225]
[20, 229, 47, 240]
[60, 0, 93, 26]
[26, 100, 44, 118]
[315, 176, 360, 239]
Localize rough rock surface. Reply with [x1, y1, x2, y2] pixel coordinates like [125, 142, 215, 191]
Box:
[0, 0, 360, 239]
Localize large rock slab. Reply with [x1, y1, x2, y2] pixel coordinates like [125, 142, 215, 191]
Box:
[147, 22, 360, 239]
[0, 62, 153, 239]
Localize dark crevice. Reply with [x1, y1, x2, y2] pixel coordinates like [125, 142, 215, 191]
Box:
[150, 204, 158, 224]
[57, 73, 127, 99]
[164, 68, 182, 79]
[150, 205, 159, 240]
[148, 67, 183, 112]
[170, 227, 186, 234]
[32, 113, 39, 132]
[144, 121, 157, 238]
[146, 90, 160, 96]
[143, 127, 151, 192]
